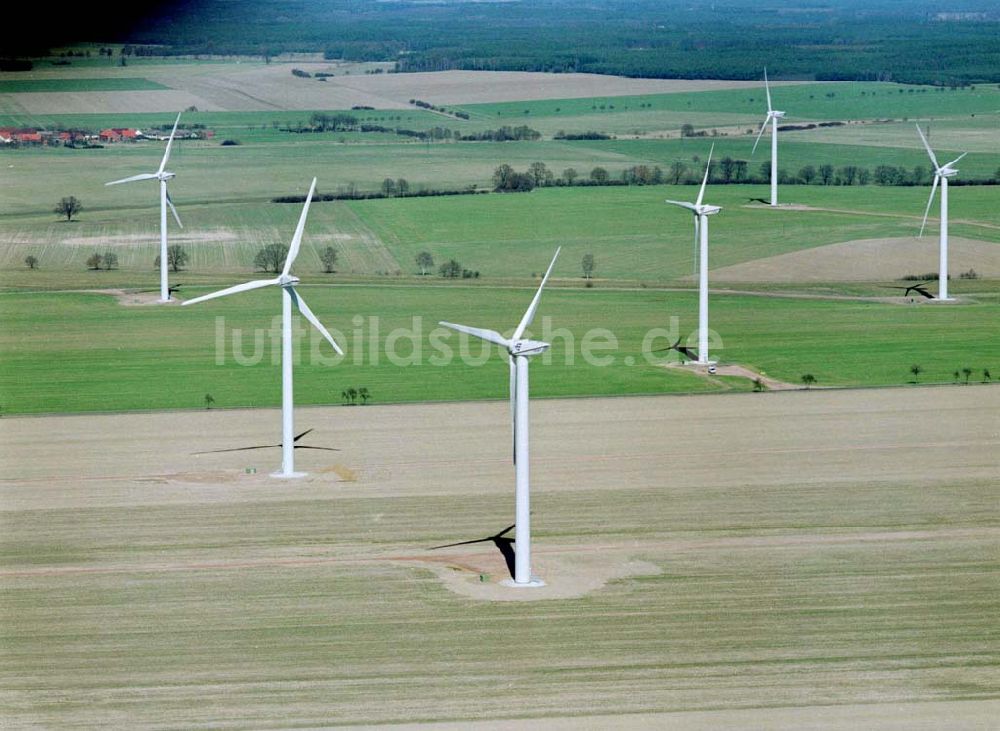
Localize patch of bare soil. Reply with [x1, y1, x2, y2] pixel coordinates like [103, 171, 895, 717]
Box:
[662, 360, 801, 390]
[710, 236, 1000, 282]
[398, 550, 661, 602]
[114, 290, 184, 306]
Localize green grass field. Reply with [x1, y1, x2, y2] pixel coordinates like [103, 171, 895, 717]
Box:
[0, 77, 169, 93]
[460, 82, 1000, 126]
[4, 184, 997, 289]
[1, 70, 998, 415]
[0, 284, 996, 415]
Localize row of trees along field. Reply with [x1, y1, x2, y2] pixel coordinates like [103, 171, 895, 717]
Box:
[493, 162, 1000, 191]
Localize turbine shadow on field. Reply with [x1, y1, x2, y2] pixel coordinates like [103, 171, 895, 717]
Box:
[192, 428, 339, 455]
[430, 524, 517, 580]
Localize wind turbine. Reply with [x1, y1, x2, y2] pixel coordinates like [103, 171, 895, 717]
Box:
[916, 124, 966, 301]
[106, 112, 184, 302]
[439, 248, 560, 587]
[183, 179, 344, 478]
[666, 145, 720, 365]
[751, 68, 785, 207]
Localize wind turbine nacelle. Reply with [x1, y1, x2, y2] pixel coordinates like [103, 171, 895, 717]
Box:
[278, 274, 300, 286]
[158, 171, 176, 181]
[509, 339, 550, 357]
[772, 111, 786, 119]
[698, 205, 722, 216]
[939, 167, 959, 178]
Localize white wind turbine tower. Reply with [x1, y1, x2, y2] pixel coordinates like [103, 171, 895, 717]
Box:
[106, 112, 184, 302]
[751, 68, 785, 207]
[916, 123, 966, 302]
[183, 179, 344, 478]
[666, 145, 720, 365]
[440, 248, 560, 587]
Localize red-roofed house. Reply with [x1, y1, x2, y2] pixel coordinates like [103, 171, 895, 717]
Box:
[98, 128, 140, 143]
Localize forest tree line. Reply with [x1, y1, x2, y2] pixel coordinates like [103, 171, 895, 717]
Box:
[13, 1, 998, 86]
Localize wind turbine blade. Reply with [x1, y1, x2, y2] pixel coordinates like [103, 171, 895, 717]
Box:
[157, 112, 182, 175]
[512, 247, 560, 341]
[919, 175, 939, 238]
[105, 172, 158, 186]
[294, 429, 313, 442]
[439, 321, 511, 348]
[665, 199, 699, 212]
[944, 152, 967, 169]
[288, 286, 344, 355]
[165, 190, 183, 229]
[695, 144, 714, 208]
[915, 124, 940, 170]
[181, 277, 280, 306]
[282, 177, 317, 276]
[764, 67, 773, 112]
[751, 116, 769, 156]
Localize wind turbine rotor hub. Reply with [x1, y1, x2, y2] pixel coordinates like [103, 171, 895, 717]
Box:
[158, 172, 176, 181]
[509, 339, 550, 357]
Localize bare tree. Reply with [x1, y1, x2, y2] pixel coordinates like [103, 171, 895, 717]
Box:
[86, 253, 103, 270]
[590, 166, 609, 183]
[416, 250, 434, 276]
[24, 255, 39, 269]
[320, 246, 338, 273]
[254, 243, 289, 273]
[669, 160, 687, 184]
[358, 387, 371, 405]
[581, 253, 596, 280]
[204, 393, 215, 409]
[439, 259, 462, 278]
[154, 244, 189, 273]
[102, 252, 119, 270]
[910, 364, 922, 383]
[55, 196, 82, 221]
[562, 167, 578, 184]
[528, 161, 553, 187]
[962, 367, 972, 384]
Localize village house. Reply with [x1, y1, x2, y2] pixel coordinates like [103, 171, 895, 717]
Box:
[98, 128, 141, 143]
[2, 125, 213, 146]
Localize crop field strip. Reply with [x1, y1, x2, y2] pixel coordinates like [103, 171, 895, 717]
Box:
[1, 388, 997, 727]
